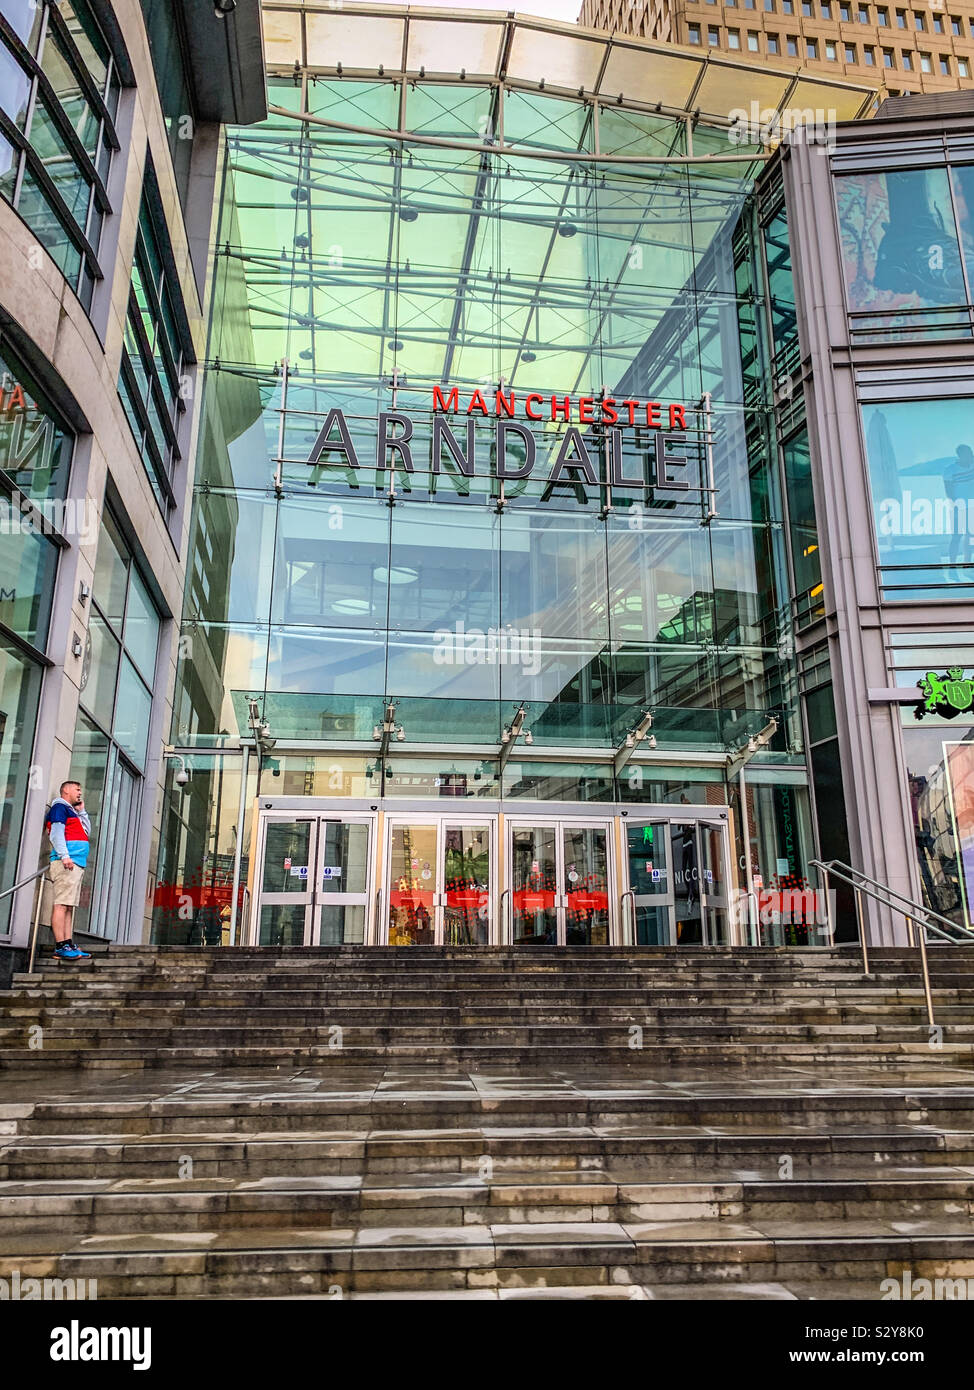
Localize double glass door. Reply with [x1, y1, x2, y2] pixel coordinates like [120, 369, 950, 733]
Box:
[386, 818, 492, 945]
[625, 818, 730, 945]
[508, 820, 611, 946]
[256, 814, 372, 946]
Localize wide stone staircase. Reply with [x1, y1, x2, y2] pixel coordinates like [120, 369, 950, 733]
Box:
[1, 944, 973, 1298]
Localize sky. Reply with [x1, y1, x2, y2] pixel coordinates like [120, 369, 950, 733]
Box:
[381, 0, 583, 20]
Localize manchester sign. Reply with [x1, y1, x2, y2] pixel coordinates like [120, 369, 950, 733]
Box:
[303, 386, 694, 489]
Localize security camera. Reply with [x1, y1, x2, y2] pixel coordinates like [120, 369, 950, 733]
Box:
[214, 0, 236, 17]
[175, 767, 190, 788]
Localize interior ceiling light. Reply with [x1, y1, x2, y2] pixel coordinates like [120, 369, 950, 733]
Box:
[373, 566, 418, 585]
[399, 206, 418, 222]
[331, 598, 371, 614]
[388, 339, 404, 351]
[521, 349, 536, 362]
[558, 222, 577, 237]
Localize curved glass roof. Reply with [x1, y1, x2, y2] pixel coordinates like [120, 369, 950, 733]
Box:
[260, 1, 878, 141]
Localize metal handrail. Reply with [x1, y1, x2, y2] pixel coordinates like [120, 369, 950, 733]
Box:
[810, 859, 938, 1028]
[815, 859, 974, 943]
[0, 866, 50, 977]
[620, 889, 635, 944]
[499, 888, 511, 946]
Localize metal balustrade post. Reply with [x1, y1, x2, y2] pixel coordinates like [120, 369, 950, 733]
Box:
[854, 886, 870, 976]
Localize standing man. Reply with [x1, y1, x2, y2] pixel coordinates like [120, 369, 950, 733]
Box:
[45, 781, 92, 961]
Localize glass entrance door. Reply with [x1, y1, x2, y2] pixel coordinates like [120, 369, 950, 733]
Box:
[624, 816, 730, 946]
[254, 814, 374, 945]
[386, 818, 493, 945]
[508, 820, 612, 945]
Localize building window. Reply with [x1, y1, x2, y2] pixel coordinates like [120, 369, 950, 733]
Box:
[117, 170, 192, 515]
[845, 43, 857, 60]
[727, 27, 741, 46]
[959, 58, 970, 76]
[807, 37, 819, 56]
[915, 12, 925, 29]
[73, 511, 161, 939]
[861, 400, 974, 601]
[0, 0, 119, 310]
[802, 0, 813, 14]
[939, 54, 950, 73]
[688, 22, 701, 41]
[902, 49, 913, 67]
[0, 329, 76, 931]
[951, 16, 962, 36]
[787, 33, 799, 53]
[137, 0, 199, 210]
[782, 0, 794, 13]
[748, 30, 760, 48]
[768, 32, 780, 50]
[883, 47, 894, 64]
[765, 0, 776, 10]
[708, 25, 720, 44]
[821, 0, 831, 13]
[839, 2, 851, 18]
[919, 50, 932, 70]
[932, 14, 944, 32]
[877, 7, 889, 23]
[858, 4, 869, 20]
[826, 39, 838, 57]
[863, 45, 875, 63]
[895, 7, 906, 25]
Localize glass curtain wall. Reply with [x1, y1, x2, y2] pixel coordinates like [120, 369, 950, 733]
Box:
[174, 76, 799, 763]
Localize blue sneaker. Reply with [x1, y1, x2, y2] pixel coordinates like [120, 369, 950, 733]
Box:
[53, 943, 84, 961]
[68, 940, 91, 959]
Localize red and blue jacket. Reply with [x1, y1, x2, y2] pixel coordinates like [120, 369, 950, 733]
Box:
[45, 798, 91, 867]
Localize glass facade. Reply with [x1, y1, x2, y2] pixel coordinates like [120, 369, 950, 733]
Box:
[137, 0, 195, 208]
[0, 0, 119, 309]
[862, 396, 974, 600]
[894, 633, 974, 934]
[117, 170, 191, 514]
[835, 162, 974, 342]
[157, 35, 826, 945]
[73, 510, 160, 938]
[0, 330, 73, 933]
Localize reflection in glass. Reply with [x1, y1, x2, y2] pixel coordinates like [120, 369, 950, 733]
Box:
[388, 823, 437, 945]
[511, 825, 557, 944]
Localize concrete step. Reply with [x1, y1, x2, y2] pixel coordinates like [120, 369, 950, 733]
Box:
[3, 1169, 974, 1238]
[4, 1220, 974, 1298]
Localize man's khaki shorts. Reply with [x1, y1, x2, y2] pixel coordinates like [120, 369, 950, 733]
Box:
[47, 860, 84, 908]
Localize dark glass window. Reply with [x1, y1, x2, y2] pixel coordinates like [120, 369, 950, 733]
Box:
[117, 169, 191, 513]
[0, 0, 117, 309]
[138, 0, 196, 208]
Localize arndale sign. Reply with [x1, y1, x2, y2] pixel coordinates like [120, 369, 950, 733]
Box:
[304, 386, 692, 489]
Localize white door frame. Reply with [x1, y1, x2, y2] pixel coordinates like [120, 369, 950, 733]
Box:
[504, 815, 617, 946]
[250, 809, 377, 946]
[381, 812, 497, 945]
[620, 809, 734, 946]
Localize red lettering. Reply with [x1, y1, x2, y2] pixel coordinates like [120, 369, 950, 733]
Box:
[669, 403, 687, 430]
[466, 390, 489, 416]
[645, 401, 662, 428]
[550, 395, 571, 422]
[432, 385, 459, 414]
[6, 383, 26, 412]
[578, 396, 594, 424]
[525, 393, 544, 420]
[622, 399, 638, 426]
[495, 389, 515, 418]
[601, 397, 618, 426]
